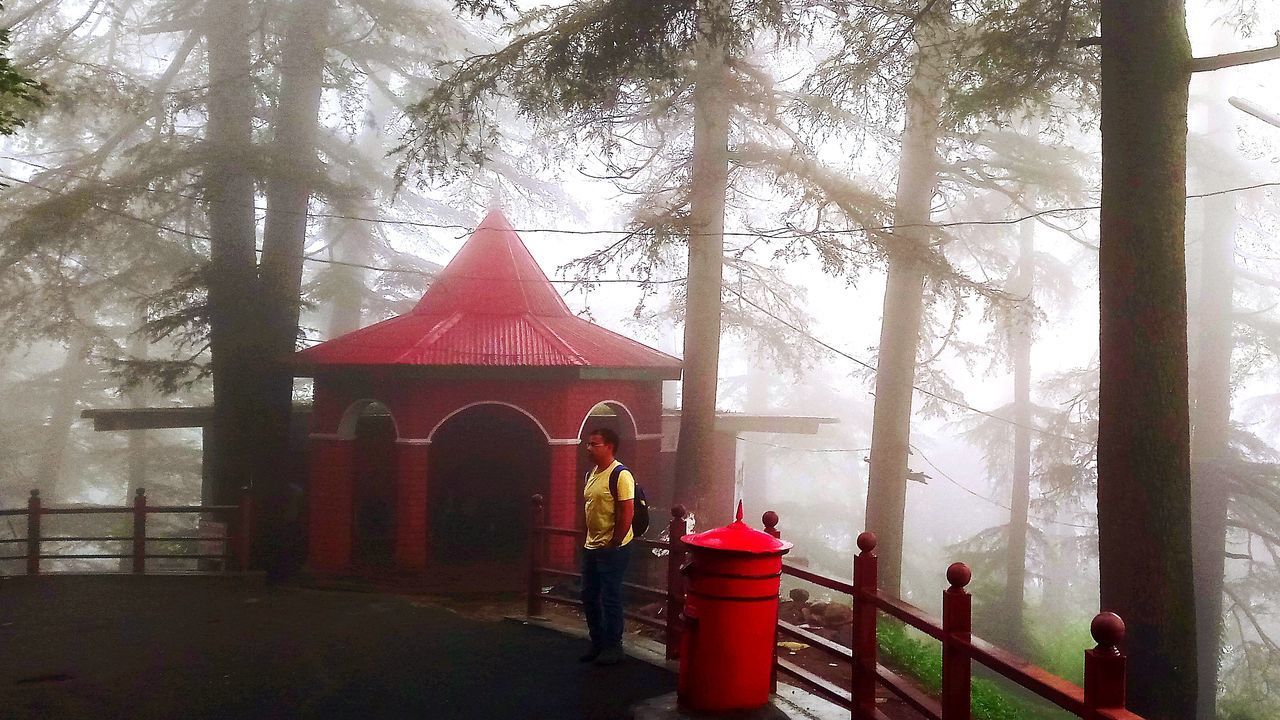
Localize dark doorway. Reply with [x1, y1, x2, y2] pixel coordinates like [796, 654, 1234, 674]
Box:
[352, 410, 396, 568]
[428, 405, 549, 568]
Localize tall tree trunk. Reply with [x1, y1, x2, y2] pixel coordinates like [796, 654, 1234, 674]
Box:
[326, 74, 390, 339]
[203, 0, 262, 507]
[741, 356, 771, 509]
[675, 0, 730, 522]
[324, 232, 366, 339]
[864, 0, 949, 595]
[35, 337, 91, 501]
[121, 324, 148, 572]
[258, 0, 330, 509]
[125, 325, 149, 499]
[1098, 2, 1198, 718]
[1000, 217, 1035, 650]
[1189, 106, 1237, 720]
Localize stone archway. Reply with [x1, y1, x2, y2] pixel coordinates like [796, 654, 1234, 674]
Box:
[344, 401, 397, 569]
[426, 403, 550, 570]
[576, 401, 640, 481]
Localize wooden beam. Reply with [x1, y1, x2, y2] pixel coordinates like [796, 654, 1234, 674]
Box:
[1192, 32, 1280, 73]
[1229, 96, 1280, 130]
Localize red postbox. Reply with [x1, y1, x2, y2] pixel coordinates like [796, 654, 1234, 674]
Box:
[678, 502, 792, 713]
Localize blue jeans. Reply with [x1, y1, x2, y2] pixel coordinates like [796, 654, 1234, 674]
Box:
[581, 544, 632, 649]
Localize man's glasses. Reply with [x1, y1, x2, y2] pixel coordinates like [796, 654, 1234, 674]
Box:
[585, 442, 606, 449]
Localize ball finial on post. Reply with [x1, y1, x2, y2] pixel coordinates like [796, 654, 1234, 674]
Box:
[671, 504, 687, 519]
[856, 531, 878, 554]
[946, 562, 972, 589]
[1091, 612, 1125, 656]
[762, 511, 778, 531]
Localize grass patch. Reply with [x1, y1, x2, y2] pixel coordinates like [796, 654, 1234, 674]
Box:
[877, 622, 1075, 720]
[1026, 617, 1091, 686]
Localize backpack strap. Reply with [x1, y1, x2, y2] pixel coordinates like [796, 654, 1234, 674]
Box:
[608, 464, 629, 501]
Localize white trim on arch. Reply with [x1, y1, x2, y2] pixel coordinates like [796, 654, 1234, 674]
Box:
[576, 400, 641, 440]
[335, 399, 400, 440]
[425, 400, 553, 443]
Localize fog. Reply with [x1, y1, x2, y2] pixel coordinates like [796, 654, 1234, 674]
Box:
[1, 0, 1278, 717]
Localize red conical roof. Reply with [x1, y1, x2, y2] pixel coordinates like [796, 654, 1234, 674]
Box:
[294, 210, 682, 373]
[411, 211, 573, 317]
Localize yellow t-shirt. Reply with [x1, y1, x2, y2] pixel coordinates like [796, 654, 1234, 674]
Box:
[583, 460, 635, 549]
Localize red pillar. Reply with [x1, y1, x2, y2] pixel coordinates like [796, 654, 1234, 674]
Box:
[547, 442, 580, 570]
[307, 436, 355, 573]
[394, 440, 429, 571]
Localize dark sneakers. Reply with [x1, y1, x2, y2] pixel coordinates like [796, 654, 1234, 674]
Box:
[593, 645, 625, 666]
[578, 646, 601, 663]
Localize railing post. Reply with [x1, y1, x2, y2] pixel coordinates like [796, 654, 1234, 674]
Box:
[236, 486, 253, 572]
[852, 532, 878, 720]
[527, 494, 545, 618]
[1084, 612, 1127, 720]
[763, 510, 781, 693]
[941, 562, 973, 720]
[132, 488, 146, 574]
[26, 490, 41, 576]
[665, 504, 688, 660]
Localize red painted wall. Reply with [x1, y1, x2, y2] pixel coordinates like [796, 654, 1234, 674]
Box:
[305, 372, 664, 575]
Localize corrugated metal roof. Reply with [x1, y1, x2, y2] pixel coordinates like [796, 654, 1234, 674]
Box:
[294, 210, 682, 371]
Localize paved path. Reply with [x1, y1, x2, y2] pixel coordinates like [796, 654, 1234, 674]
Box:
[0, 575, 676, 720]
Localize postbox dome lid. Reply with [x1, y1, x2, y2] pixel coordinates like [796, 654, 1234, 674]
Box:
[681, 502, 793, 555]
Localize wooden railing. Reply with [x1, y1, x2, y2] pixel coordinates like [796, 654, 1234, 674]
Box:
[0, 488, 253, 575]
[525, 497, 1141, 720]
[774, 526, 1140, 720]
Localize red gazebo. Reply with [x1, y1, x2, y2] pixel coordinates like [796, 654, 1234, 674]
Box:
[293, 210, 681, 576]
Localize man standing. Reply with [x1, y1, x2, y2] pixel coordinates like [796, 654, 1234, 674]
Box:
[580, 427, 634, 666]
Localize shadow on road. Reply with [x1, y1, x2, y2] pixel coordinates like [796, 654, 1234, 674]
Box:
[0, 575, 675, 720]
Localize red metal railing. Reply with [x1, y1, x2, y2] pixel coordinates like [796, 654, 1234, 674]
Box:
[0, 487, 253, 575]
[525, 498, 1142, 720]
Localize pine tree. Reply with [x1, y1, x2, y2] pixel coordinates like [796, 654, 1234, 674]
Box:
[0, 1, 45, 136]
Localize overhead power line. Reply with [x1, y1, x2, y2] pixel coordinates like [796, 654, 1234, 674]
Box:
[0, 168, 1122, 447]
[4, 155, 1279, 241]
[909, 444, 1096, 530]
[721, 284, 1096, 447]
[736, 436, 871, 453]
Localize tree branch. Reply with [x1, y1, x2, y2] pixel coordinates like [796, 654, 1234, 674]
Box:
[1225, 586, 1280, 653]
[1227, 519, 1280, 547]
[1191, 32, 1280, 73]
[1230, 96, 1280, 129]
[1237, 266, 1280, 290]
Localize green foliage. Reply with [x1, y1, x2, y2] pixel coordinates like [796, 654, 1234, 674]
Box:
[1024, 611, 1091, 684]
[877, 622, 1075, 720]
[801, 1, 1100, 136]
[0, 2, 47, 136]
[398, 0, 821, 182]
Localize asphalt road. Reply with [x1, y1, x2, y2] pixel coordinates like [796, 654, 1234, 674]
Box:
[0, 575, 676, 720]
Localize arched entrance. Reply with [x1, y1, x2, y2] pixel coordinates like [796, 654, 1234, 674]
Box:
[576, 401, 639, 481]
[343, 401, 398, 569]
[427, 404, 550, 568]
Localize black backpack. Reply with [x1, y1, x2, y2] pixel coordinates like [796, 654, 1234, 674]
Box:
[606, 464, 650, 537]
